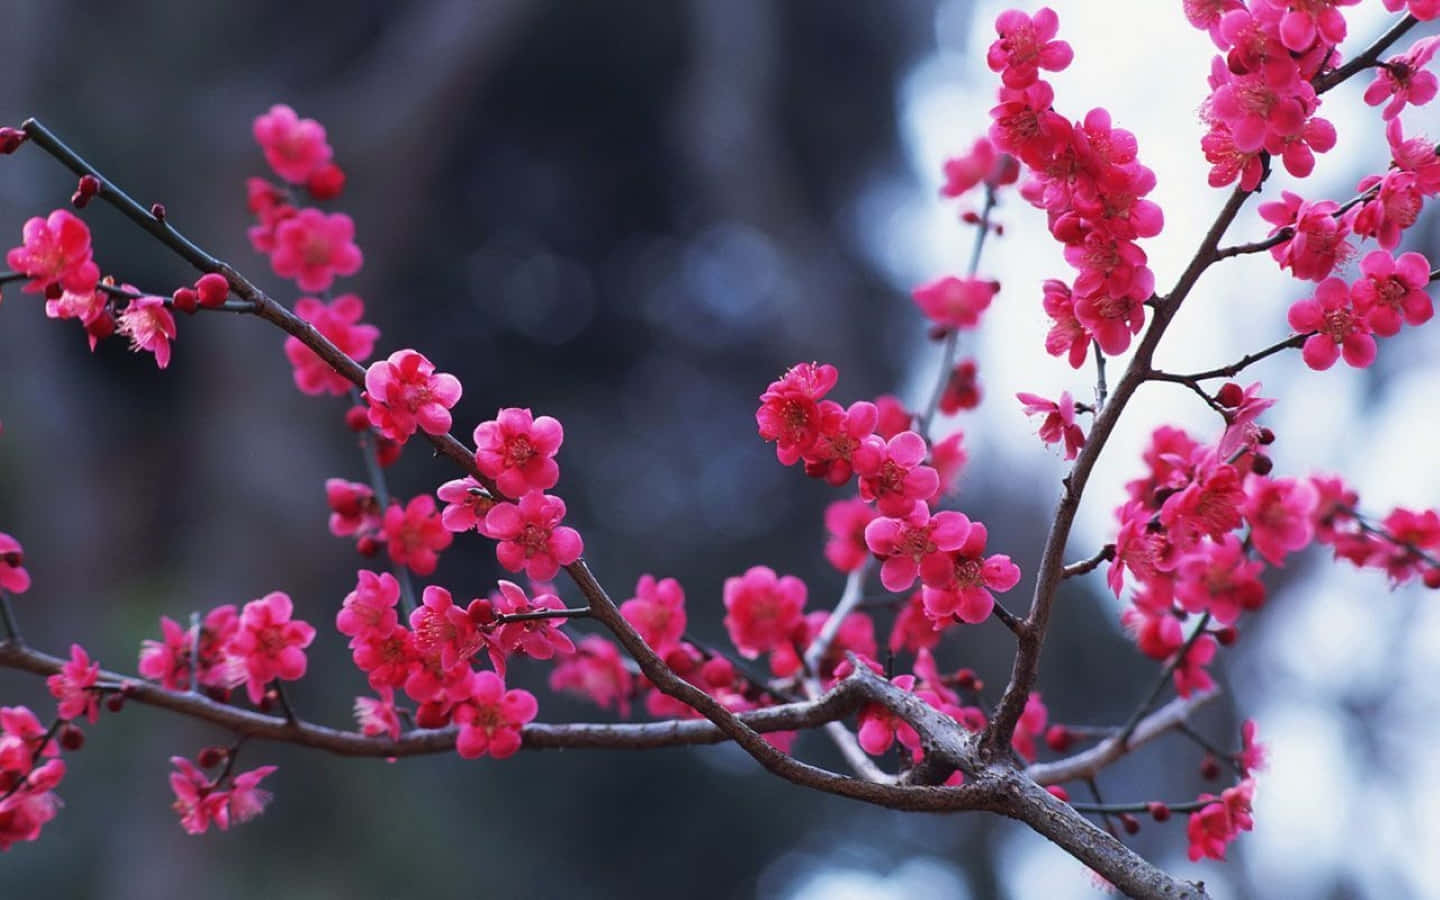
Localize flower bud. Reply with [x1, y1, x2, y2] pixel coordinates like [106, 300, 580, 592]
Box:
[1424, 567, 1440, 590]
[1147, 801, 1171, 822]
[700, 656, 735, 688]
[195, 273, 229, 308]
[1200, 754, 1221, 780]
[150, 202, 167, 222]
[1044, 724, 1073, 753]
[1215, 382, 1244, 408]
[1250, 454, 1273, 476]
[0, 127, 27, 154]
[59, 724, 85, 751]
[1257, 427, 1275, 445]
[466, 598, 495, 626]
[344, 405, 370, 432]
[415, 701, 452, 729]
[1120, 813, 1141, 835]
[356, 535, 381, 558]
[1214, 625, 1238, 646]
[171, 287, 199, 315]
[1046, 785, 1069, 802]
[105, 694, 126, 713]
[197, 746, 228, 768]
[305, 163, 346, 201]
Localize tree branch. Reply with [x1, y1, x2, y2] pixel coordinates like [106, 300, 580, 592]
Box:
[1025, 688, 1219, 786]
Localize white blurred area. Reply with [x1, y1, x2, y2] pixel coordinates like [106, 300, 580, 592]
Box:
[788, 1, 1440, 897]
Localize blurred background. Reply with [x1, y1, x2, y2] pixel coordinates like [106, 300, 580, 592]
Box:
[2, 1, 1438, 897]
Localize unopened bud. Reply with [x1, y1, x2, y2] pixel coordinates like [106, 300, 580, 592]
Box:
[700, 657, 735, 688]
[466, 598, 495, 626]
[1147, 801, 1171, 822]
[1, 549, 22, 567]
[196, 746, 228, 768]
[0, 127, 26, 154]
[1120, 813, 1141, 835]
[305, 163, 346, 201]
[1200, 754, 1221, 780]
[1044, 724, 1073, 753]
[1215, 382, 1244, 408]
[344, 405, 370, 431]
[1250, 454, 1273, 476]
[171, 287, 199, 315]
[105, 694, 126, 713]
[58, 724, 85, 751]
[1424, 567, 1440, 590]
[1257, 427, 1275, 445]
[1214, 625, 1238, 646]
[1046, 785, 1070, 802]
[356, 535, 381, 558]
[195, 273, 229, 308]
[150, 202, 167, 222]
[415, 701, 451, 729]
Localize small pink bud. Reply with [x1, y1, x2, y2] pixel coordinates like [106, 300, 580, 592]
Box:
[344, 405, 370, 431]
[1045, 785, 1069, 802]
[1250, 454, 1273, 476]
[1216, 382, 1244, 408]
[195, 273, 229, 308]
[1214, 625, 1238, 646]
[415, 701, 451, 729]
[1424, 568, 1440, 590]
[172, 287, 199, 315]
[59, 724, 85, 751]
[305, 163, 346, 201]
[1257, 427, 1275, 445]
[105, 694, 125, 713]
[1200, 754, 1221, 780]
[0, 127, 27, 154]
[376, 438, 402, 468]
[700, 657, 734, 688]
[1120, 813, 1141, 835]
[1147, 801, 1171, 822]
[466, 598, 495, 626]
[197, 746, 228, 768]
[356, 535, 381, 557]
[1044, 724, 1073, 753]
[150, 202, 167, 222]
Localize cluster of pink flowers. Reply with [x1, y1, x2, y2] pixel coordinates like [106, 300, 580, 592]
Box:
[0, 706, 65, 850]
[168, 753, 277, 835]
[980, 9, 1163, 364]
[1186, 778, 1256, 862]
[137, 594, 315, 705]
[247, 106, 358, 291]
[1283, 249, 1433, 370]
[285, 295, 380, 395]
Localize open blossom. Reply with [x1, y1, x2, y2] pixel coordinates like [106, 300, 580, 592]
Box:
[410, 586, 489, 671]
[1042, 279, 1088, 368]
[1011, 693, 1048, 763]
[473, 408, 564, 499]
[1287, 278, 1376, 371]
[1017, 392, 1085, 460]
[44, 284, 107, 338]
[1187, 779, 1256, 862]
[1382, 0, 1440, 20]
[1258, 192, 1352, 282]
[1173, 633, 1218, 698]
[335, 570, 401, 644]
[1351, 250, 1433, 337]
[229, 592, 317, 705]
[856, 674, 924, 756]
[939, 360, 982, 414]
[436, 477, 496, 533]
[911, 276, 999, 331]
[988, 7, 1073, 88]
[722, 566, 807, 658]
[1364, 36, 1439, 120]
[226, 765, 278, 825]
[1175, 535, 1265, 625]
[5, 209, 100, 295]
[989, 80, 1070, 168]
[1238, 719, 1268, 776]
[453, 671, 538, 760]
[918, 519, 1021, 625]
[872, 394, 913, 440]
[490, 580, 577, 666]
[354, 689, 401, 741]
[0, 752, 64, 850]
[138, 606, 241, 692]
[931, 431, 969, 496]
[0, 532, 30, 594]
[268, 208, 362, 292]
[326, 478, 379, 538]
[823, 498, 879, 573]
[549, 635, 632, 716]
[46, 644, 100, 723]
[381, 495, 453, 576]
[252, 104, 333, 183]
[1243, 474, 1317, 566]
[480, 491, 583, 582]
[940, 137, 1018, 197]
[865, 505, 973, 592]
[1160, 458, 1245, 552]
[117, 295, 177, 368]
[351, 625, 419, 694]
[853, 430, 940, 517]
[169, 757, 230, 835]
[771, 610, 877, 680]
[364, 349, 463, 442]
[802, 400, 878, 486]
[620, 575, 687, 652]
[756, 362, 839, 465]
[284, 295, 379, 395]
[1217, 382, 1275, 459]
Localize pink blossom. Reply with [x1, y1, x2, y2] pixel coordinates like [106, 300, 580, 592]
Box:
[473, 408, 564, 499]
[755, 362, 839, 465]
[5, 209, 100, 295]
[940, 137, 1018, 198]
[453, 671, 537, 760]
[771, 609, 876, 680]
[1258, 192, 1352, 282]
[987, 8, 1073, 88]
[1243, 474, 1317, 566]
[620, 574, 687, 653]
[1238, 719, 1267, 776]
[872, 394, 913, 440]
[326, 478, 379, 538]
[722, 566, 807, 658]
[1352, 250, 1433, 337]
[1175, 535, 1265, 625]
[354, 689, 401, 741]
[252, 104, 333, 183]
[1160, 460, 1245, 552]
[0, 532, 30, 594]
[381, 495, 453, 576]
[44, 284, 107, 340]
[1042, 279, 1089, 369]
[823, 498, 879, 574]
[226, 765, 277, 825]
[480, 491, 583, 582]
[268, 209, 362, 292]
[1201, 123, 1265, 192]
[1011, 692, 1048, 763]
[930, 432, 969, 496]
[856, 674, 923, 756]
[918, 520, 1021, 625]
[1364, 37, 1439, 120]
[435, 477, 496, 533]
[1254, 0, 1358, 53]
[117, 295, 177, 368]
[911, 276, 999, 331]
[1217, 382, 1275, 459]
[138, 615, 195, 689]
[351, 625, 419, 694]
[802, 400, 878, 486]
[1072, 282, 1148, 357]
[939, 360, 982, 415]
[1067, 231, 1155, 306]
[0, 755, 64, 850]
[335, 570, 401, 644]
[1017, 391, 1086, 460]
[490, 580, 577, 666]
[864, 504, 973, 592]
[229, 592, 317, 705]
[853, 430, 940, 517]
[46, 644, 100, 723]
[1187, 778, 1256, 861]
[1382, 0, 1440, 20]
[284, 295, 379, 395]
[1287, 277, 1376, 371]
[989, 81, 1071, 169]
[549, 635, 632, 716]
[1173, 633, 1218, 698]
[169, 756, 229, 835]
[888, 591, 942, 654]
[364, 349, 463, 442]
[410, 586, 489, 671]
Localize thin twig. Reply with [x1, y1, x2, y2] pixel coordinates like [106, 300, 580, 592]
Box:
[0, 590, 22, 645]
[1060, 545, 1115, 580]
[1149, 332, 1309, 384]
[494, 606, 591, 624]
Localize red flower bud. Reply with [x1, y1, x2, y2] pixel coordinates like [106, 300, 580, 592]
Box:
[59, 724, 85, 752]
[0, 127, 27, 154]
[1147, 801, 1171, 822]
[1120, 813, 1141, 835]
[344, 405, 370, 432]
[197, 746, 228, 768]
[195, 273, 229, 308]
[1216, 382, 1244, 408]
[150, 202, 167, 222]
[1044, 724, 1073, 753]
[305, 163, 346, 201]
[172, 287, 199, 315]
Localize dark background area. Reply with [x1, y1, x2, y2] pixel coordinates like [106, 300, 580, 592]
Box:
[0, 2, 1294, 897]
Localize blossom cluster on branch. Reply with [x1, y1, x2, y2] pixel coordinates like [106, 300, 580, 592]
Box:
[2, 3, 1439, 895]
